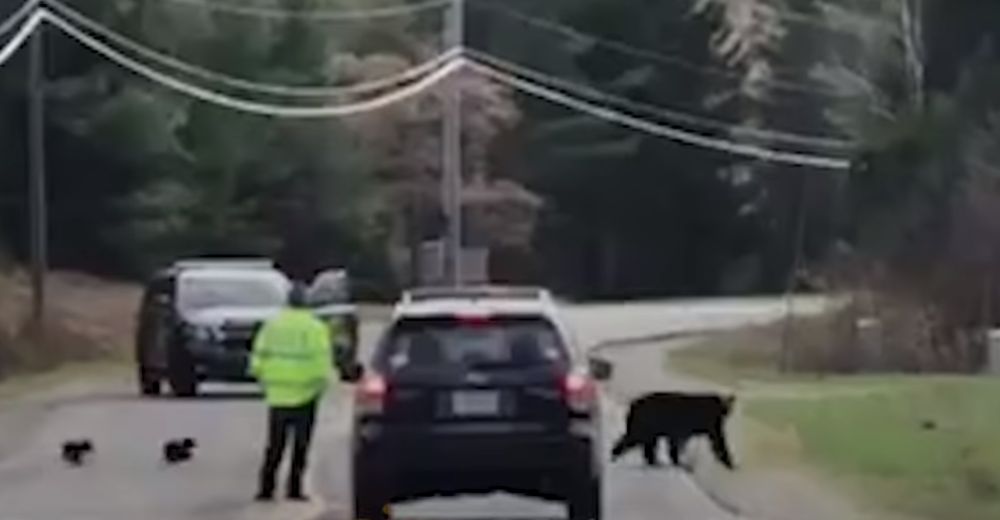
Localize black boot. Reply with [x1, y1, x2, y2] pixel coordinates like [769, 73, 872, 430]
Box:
[286, 489, 310, 502]
[287, 480, 309, 502]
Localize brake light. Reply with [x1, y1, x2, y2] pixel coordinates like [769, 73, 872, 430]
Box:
[356, 374, 387, 415]
[455, 313, 493, 327]
[563, 371, 597, 414]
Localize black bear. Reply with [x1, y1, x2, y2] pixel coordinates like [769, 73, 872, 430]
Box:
[61, 439, 94, 466]
[163, 438, 197, 464]
[610, 392, 736, 470]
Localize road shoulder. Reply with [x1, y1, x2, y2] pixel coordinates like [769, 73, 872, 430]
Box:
[0, 361, 130, 462]
[666, 326, 984, 520]
[601, 335, 887, 520]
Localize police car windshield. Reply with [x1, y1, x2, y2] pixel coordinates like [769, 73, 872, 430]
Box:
[377, 316, 568, 372]
[177, 274, 288, 311]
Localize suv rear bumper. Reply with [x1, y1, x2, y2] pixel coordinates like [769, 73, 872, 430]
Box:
[353, 421, 599, 500]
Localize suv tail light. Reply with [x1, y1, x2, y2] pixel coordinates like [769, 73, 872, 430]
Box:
[563, 371, 597, 414]
[355, 374, 387, 415]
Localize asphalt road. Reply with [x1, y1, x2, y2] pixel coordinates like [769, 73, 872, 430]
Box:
[0, 297, 819, 520]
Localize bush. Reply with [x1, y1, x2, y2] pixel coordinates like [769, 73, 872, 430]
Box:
[0, 271, 139, 380]
[783, 293, 985, 374]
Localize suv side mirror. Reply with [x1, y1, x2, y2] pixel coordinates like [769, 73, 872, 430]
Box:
[588, 357, 614, 381]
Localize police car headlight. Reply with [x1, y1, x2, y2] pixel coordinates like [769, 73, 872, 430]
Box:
[188, 324, 222, 343]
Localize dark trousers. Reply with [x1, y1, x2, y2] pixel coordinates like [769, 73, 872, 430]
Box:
[258, 399, 317, 496]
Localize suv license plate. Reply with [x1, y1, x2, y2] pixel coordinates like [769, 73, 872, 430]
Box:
[451, 390, 500, 416]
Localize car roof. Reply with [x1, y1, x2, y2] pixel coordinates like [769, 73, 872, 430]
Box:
[178, 267, 289, 284]
[387, 286, 581, 356]
[389, 290, 581, 356]
[400, 286, 553, 304]
[173, 258, 276, 271]
[394, 298, 557, 319]
[392, 286, 566, 328]
[151, 258, 282, 281]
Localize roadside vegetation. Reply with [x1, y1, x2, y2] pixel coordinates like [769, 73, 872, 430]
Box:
[671, 321, 1000, 520]
[0, 270, 139, 381]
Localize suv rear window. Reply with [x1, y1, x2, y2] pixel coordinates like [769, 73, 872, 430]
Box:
[375, 316, 568, 372]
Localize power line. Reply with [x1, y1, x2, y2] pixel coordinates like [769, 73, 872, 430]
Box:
[2, 9, 851, 169]
[155, 0, 451, 21]
[0, 0, 37, 38]
[43, 9, 463, 118]
[468, 0, 850, 99]
[48, 0, 460, 98]
[466, 47, 854, 151]
[465, 57, 850, 170]
[0, 8, 41, 66]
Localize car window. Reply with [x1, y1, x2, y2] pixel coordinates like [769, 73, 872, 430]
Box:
[176, 274, 288, 311]
[309, 270, 349, 304]
[377, 316, 568, 371]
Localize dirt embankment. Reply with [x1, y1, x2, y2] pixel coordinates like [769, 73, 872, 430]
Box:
[0, 270, 141, 377]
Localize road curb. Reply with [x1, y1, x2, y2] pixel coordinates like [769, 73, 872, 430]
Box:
[595, 328, 764, 520]
[302, 324, 764, 520]
[589, 327, 741, 357]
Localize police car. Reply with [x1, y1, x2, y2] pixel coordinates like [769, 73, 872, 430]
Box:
[134, 259, 358, 397]
[350, 286, 613, 520]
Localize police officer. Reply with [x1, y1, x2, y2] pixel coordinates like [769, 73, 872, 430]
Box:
[251, 282, 335, 502]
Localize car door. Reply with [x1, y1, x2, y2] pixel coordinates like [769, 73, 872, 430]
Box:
[309, 269, 360, 376]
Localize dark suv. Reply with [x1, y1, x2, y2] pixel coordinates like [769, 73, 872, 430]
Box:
[135, 259, 358, 397]
[351, 287, 612, 520]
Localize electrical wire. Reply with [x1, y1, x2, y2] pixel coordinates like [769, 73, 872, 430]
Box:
[43, 9, 464, 118]
[48, 0, 460, 98]
[0, 0, 37, 38]
[466, 47, 854, 151]
[0, 8, 42, 66]
[154, 0, 451, 21]
[468, 0, 850, 99]
[2, 8, 850, 168]
[465, 57, 850, 170]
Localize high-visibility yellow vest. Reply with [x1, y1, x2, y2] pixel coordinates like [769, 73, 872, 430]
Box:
[250, 309, 334, 407]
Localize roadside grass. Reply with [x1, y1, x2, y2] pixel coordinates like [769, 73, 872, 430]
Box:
[670, 324, 1000, 520]
[0, 270, 139, 380]
[0, 360, 130, 402]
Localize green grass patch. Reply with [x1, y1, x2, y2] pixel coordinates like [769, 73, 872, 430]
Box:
[0, 360, 129, 402]
[670, 329, 1000, 520]
[669, 326, 783, 384]
[748, 379, 1000, 520]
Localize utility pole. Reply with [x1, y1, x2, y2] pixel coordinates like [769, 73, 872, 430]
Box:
[442, 0, 464, 286]
[28, 20, 48, 335]
[780, 175, 810, 372]
[900, 0, 925, 109]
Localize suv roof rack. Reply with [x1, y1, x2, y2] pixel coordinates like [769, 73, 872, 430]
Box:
[172, 258, 275, 271]
[401, 286, 553, 304]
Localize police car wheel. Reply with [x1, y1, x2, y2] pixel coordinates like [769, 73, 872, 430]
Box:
[353, 494, 389, 520]
[353, 456, 390, 520]
[566, 476, 602, 520]
[167, 348, 198, 397]
[138, 368, 161, 396]
[168, 371, 197, 397]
